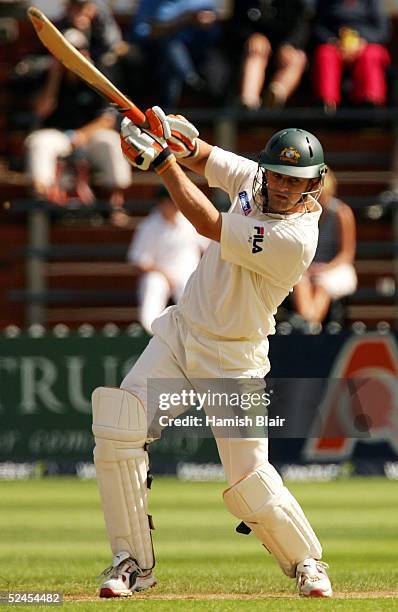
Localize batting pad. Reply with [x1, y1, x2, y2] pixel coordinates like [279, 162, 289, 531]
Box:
[223, 462, 322, 577]
[92, 386, 154, 571]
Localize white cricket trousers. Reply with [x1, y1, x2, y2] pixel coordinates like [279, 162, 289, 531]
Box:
[25, 128, 132, 189]
[121, 305, 271, 484]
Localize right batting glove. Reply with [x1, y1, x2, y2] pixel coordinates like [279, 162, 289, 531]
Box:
[146, 106, 199, 158]
[120, 117, 176, 175]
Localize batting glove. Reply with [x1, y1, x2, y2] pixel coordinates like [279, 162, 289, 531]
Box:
[146, 106, 199, 158]
[120, 117, 176, 174]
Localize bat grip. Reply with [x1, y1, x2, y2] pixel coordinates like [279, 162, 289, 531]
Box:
[124, 106, 147, 127]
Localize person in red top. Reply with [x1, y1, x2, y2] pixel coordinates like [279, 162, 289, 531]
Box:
[312, 0, 391, 111]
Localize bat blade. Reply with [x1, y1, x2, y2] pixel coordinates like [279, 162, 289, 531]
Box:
[27, 6, 146, 126]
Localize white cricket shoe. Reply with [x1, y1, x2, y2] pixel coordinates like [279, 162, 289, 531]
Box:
[98, 551, 157, 598]
[296, 558, 332, 598]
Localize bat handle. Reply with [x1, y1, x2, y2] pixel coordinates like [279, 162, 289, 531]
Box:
[124, 105, 148, 128]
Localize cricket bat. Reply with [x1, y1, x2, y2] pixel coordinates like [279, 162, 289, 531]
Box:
[27, 6, 147, 126]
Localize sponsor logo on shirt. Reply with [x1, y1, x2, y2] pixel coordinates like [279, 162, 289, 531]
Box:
[239, 191, 252, 215]
[249, 226, 264, 254]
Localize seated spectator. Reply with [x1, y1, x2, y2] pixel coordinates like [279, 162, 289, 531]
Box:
[229, 0, 311, 109]
[25, 29, 132, 206]
[312, 0, 391, 112]
[57, 0, 146, 106]
[57, 0, 122, 70]
[130, 0, 228, 108]
[292, 169, 357, 325]
[127, 187, 208, 334]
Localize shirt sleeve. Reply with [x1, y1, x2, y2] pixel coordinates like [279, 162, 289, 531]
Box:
[220, 213, 305, 288]
[205, 146, 258, 199]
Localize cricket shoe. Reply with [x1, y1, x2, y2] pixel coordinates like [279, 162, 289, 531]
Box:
[296, 558, 332, 597]
[98, 551, 156, 598]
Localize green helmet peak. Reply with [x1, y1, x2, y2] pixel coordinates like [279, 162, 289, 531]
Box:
[259, 128, 327, 179]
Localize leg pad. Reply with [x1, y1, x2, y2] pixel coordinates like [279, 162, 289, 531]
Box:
[92, 387, 154, 571]
[223, 462, 322, 577]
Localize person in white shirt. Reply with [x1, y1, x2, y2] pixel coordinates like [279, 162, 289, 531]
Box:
[127, 187, 208, 334]
[91, 109, 333, 599]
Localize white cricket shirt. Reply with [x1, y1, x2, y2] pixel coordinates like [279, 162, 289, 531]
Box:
[178, 146, 322, 341]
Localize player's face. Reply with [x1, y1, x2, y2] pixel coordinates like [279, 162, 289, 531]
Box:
[266, 170, 312, 212]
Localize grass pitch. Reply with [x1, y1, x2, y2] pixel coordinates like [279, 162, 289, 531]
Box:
[0, 476, 398, 611]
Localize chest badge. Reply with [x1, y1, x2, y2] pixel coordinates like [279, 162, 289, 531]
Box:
[239, 191, 252, 215]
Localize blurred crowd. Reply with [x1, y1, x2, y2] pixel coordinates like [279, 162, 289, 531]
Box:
[17, 0, 393, 112]
[14, 0, 393, 204]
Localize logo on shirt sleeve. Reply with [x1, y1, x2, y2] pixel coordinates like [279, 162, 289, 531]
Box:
[239, 191, 252, 215]
[248, 225, 264, 253]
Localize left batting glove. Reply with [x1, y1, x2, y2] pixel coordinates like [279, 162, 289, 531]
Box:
[146, 106, 199, 158]
[120, 117, 176, 174]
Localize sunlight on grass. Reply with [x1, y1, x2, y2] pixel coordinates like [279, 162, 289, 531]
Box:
[0, 477, 397, 610]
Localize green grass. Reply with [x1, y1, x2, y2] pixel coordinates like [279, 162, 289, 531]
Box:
[0, 477, 397, 611]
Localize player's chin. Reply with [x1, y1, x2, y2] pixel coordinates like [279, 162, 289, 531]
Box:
[268, 196, 294, 212]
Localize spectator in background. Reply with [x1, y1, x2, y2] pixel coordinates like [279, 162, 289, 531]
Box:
[130, 0, 228, 107]
[312, 0, 391, 112]
[57, 0, 147, 104]
[25, 28, 132, 206]
[292, 169, 357, 325]
[127, 187, 208, 334]
[57, 0, 123, 71]
[229, 0, 311, 109]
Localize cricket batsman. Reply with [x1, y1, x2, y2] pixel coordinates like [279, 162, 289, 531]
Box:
[92, 110, 333, 598]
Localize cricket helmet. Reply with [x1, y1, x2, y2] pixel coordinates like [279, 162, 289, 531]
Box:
[259, 128, 327, 179]
[253, 128, 327, 214]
